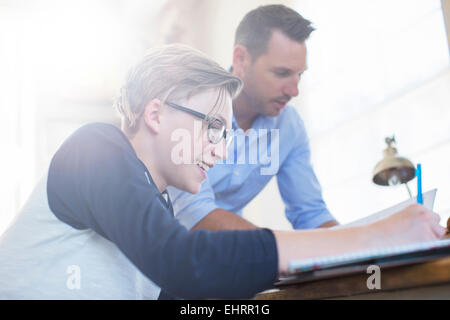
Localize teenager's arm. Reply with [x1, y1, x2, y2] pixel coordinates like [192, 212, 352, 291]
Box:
[274, 203, 446, 274]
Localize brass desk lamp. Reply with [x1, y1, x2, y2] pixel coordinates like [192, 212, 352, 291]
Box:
[373, 136, 415, 198]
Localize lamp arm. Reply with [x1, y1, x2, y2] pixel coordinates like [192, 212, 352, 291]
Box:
[405, 182, 413, 200]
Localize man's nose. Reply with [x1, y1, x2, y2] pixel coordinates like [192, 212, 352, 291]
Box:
[283, 78, 300, 97]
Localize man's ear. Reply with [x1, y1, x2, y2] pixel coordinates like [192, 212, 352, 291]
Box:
[232, 45, 251, 78]
[143, 98, 162, 134]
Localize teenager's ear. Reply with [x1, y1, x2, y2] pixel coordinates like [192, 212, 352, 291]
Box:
[232, 45, 251, 78]
[143, 98, 162, 134]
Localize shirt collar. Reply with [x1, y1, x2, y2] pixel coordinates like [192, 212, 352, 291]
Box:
[231, 111, 278, 130]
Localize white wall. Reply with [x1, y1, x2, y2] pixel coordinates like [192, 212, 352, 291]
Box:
[207, 0, 297, 69]
[0, 0, 154, 235]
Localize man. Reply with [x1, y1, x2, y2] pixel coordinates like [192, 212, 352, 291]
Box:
[168, 5, 338, 231]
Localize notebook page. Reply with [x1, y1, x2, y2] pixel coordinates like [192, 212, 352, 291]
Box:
[288, 189, 442, 275]
[334, 189, 437, 228]
[288, 238, 450, 274]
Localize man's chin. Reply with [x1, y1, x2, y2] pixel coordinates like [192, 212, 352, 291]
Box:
[266, 106, 283, 117]
[268, 102, 287, 115]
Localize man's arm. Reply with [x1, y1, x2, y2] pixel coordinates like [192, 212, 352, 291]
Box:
[191, 208, 258, 231]
[318, 220, 339, 228]
[276, 109, 337, 229]
[191, 209, 339, 231]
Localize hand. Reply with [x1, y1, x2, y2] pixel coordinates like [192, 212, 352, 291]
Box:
[369, 204, 447, 247]
[445, 218, 450, 239]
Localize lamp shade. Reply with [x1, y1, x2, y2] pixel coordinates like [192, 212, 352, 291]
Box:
[372, 137, 415, 186]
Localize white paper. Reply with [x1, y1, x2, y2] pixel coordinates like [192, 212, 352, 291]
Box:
[286, 189, 443, 277]
[288, 237, 450, 274]
[334, 189, 437, 228]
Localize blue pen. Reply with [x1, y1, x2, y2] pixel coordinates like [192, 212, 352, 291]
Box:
[416, 163, 423, 204]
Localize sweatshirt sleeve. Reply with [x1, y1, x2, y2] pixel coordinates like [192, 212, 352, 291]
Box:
[47, 123, 278, 299]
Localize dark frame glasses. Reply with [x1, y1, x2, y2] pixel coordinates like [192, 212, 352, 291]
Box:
[166, 101, 232, 145]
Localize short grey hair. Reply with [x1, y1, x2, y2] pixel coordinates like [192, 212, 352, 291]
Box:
[115, 44, 242, 136]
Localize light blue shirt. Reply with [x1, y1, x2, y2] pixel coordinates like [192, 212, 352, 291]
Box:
[168, 105, 335, 230]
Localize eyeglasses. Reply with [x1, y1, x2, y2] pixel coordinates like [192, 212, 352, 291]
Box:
[166, 101, 232, 146]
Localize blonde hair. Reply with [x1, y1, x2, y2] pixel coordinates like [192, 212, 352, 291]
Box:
[114, 44, 243, 136]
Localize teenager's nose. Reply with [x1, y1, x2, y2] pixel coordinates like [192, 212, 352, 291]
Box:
[211, 139, 228, 161]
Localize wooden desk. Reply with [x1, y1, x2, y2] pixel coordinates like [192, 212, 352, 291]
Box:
[255, 257, 450, 300]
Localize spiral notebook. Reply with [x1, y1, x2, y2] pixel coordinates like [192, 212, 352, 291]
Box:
[280, 189, 450, 285]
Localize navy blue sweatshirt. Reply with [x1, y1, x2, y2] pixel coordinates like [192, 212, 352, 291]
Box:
[46, 123, 278, 299]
